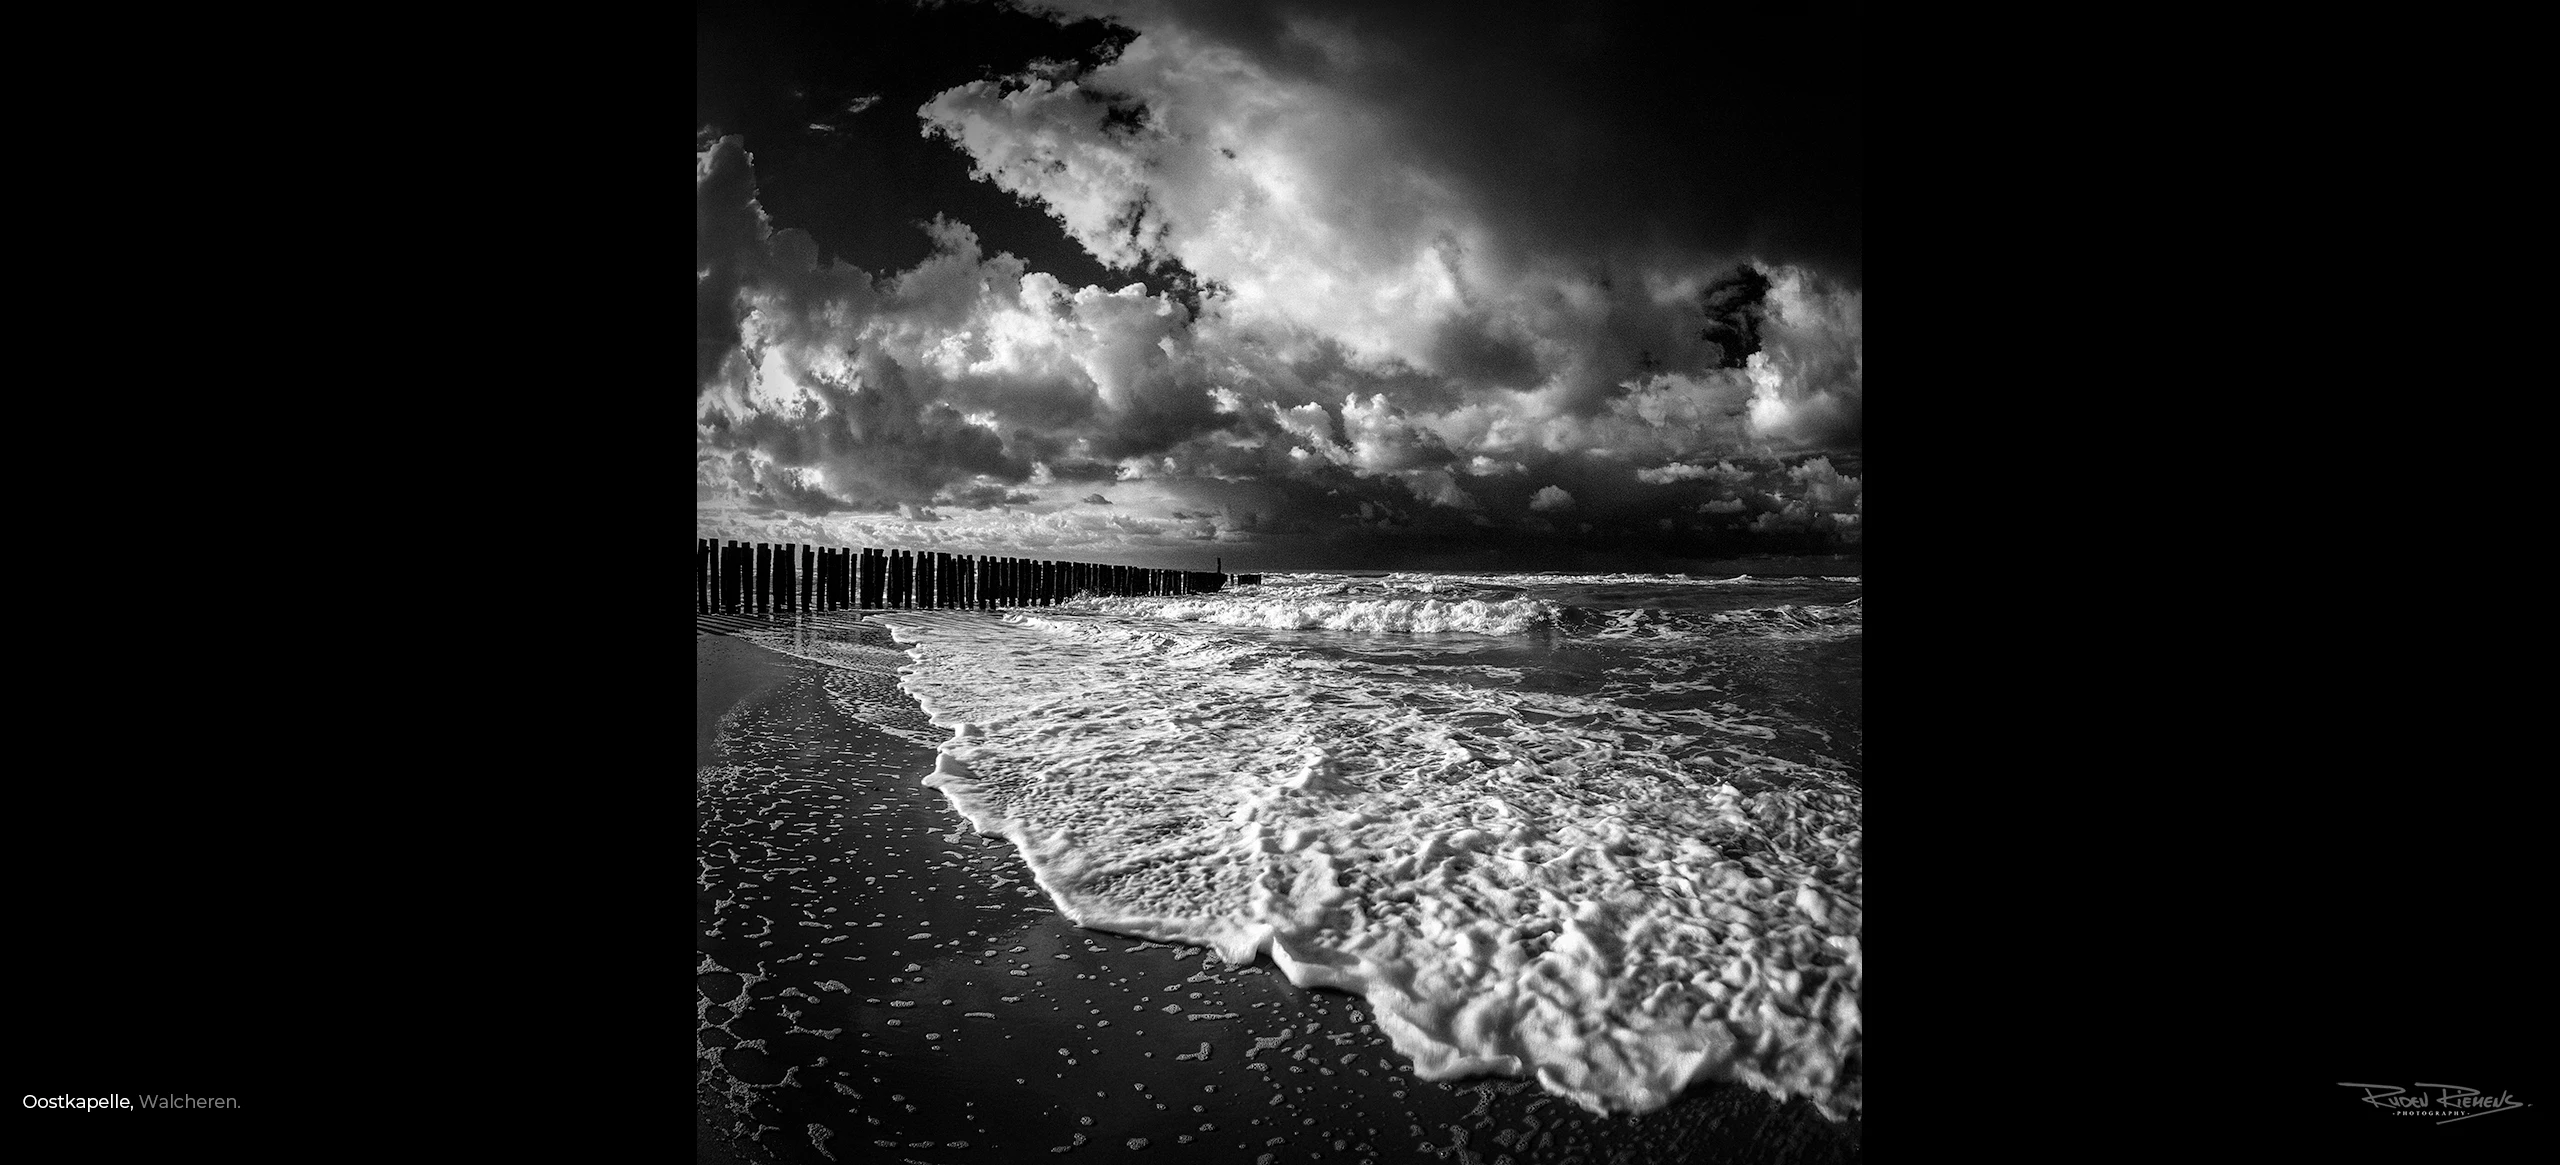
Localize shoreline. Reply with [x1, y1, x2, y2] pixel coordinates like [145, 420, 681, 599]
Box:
[696, 618, 1860, 1163]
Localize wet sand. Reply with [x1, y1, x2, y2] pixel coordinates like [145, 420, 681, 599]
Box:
[696, 617, 1860, 1164]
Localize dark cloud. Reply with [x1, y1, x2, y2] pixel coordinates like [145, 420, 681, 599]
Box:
[1696, 265, 1773, 371]
[1008, 0, 1860, 284]
[938, 482, 1044, 510]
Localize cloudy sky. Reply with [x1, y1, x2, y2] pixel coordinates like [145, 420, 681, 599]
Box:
[697, 0, 1861, 572]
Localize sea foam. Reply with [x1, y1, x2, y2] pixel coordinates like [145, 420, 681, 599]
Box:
[1079, 592, 1555, 635]
[872, 605, 1862, 1120]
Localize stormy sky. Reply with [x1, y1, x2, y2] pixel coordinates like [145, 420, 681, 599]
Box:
[697, 0, 1862, 572]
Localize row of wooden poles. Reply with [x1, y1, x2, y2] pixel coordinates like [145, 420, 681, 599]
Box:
[696, 539, 1249, 614]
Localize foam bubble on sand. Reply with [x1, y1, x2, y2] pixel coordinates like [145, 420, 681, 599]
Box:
[872, 611, 1861, 1120]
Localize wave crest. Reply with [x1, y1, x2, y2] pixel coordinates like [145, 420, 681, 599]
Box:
[1092, 594, 1556, 635]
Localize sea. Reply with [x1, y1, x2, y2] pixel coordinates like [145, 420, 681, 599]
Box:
[859, 565, 1864, 1120]
[702, 561, 1861, 1159]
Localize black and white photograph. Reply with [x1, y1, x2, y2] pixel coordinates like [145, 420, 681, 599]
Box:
[696, 1, 1861, 1161]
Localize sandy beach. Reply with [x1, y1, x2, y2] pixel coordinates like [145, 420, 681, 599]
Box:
[696, 618, 1861, 1164]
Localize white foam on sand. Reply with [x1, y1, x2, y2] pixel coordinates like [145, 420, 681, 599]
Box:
[871, 609, 1861, 1120]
